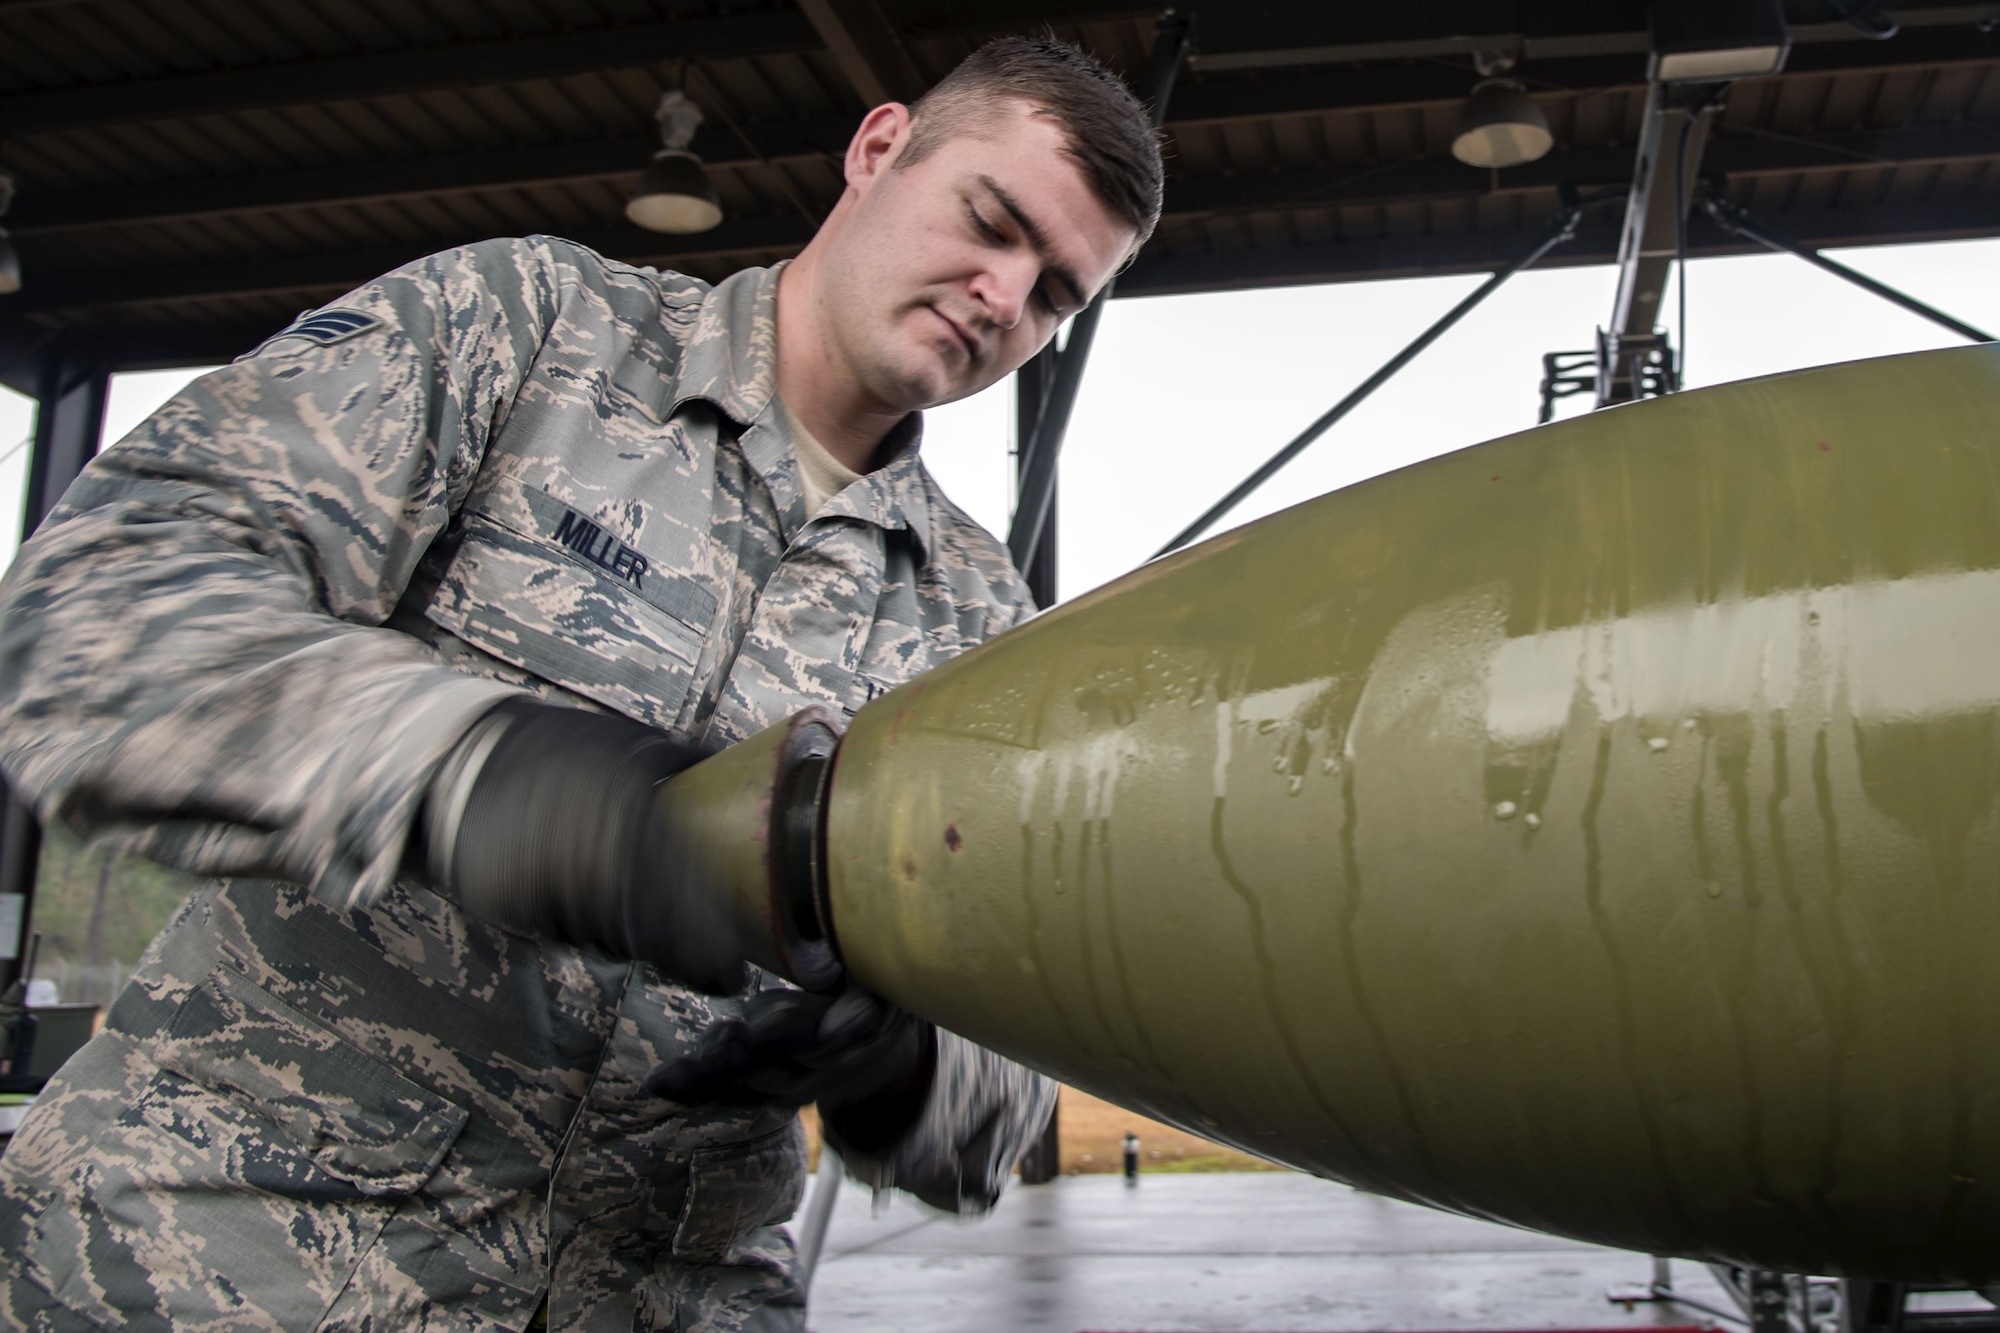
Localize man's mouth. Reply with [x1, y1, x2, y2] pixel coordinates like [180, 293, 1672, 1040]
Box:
[930, 307, 980, 362]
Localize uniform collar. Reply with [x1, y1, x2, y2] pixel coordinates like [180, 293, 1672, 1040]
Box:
[672, 264, 782, 428]
[817, 414, 934, 555]
[674, 263, 935, 556]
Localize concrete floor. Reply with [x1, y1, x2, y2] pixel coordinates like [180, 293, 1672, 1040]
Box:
[800, 1173, 1736, 1333]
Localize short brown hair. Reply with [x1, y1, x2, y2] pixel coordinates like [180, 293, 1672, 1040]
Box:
[898, 36, 1165, 251]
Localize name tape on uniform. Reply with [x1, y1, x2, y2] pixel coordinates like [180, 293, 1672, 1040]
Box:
[515, 487, 719, 632]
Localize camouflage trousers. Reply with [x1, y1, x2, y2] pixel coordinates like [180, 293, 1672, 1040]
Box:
[0, 876, 813, 1331]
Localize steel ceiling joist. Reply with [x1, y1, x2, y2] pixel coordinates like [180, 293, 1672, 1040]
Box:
[798, 0, 927, 106]
[10, 118, 859, 234]
[1118, 197, 2000, 296]
[1173, 2, 1997, 70]
[0, 0, 1168, 139]
[0, 12, 822, 136]
[16, 111, 1994, 317]
[11, 30, 1997, 239]
[5, 213, 823, 315]
[16, 94, 1996, 243]
[1, 1, 1997, 371]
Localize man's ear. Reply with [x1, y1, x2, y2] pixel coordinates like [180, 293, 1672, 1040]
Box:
[845, 102, 912, 192]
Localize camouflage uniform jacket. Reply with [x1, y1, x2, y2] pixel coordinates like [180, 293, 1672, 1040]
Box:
[0, 237, 1058, 1331]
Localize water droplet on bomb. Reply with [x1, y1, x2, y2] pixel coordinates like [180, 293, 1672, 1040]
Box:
[1257, 718, 1277, 734]
[1682, 718, 1697, 731]
[1287, 776, 1303, 796]
[1273, 756, 1287, 772]
[1707, 881, 1724, 898]
[1524, 812, 1541, 830]
[1648, 737, 1671, 753]
[1493, 801, 1517, 820]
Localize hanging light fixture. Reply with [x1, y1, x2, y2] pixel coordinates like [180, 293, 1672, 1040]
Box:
[0, 172, 21, 295]
[627, 91, 723, 234]
[1451, 79, 1553, 169]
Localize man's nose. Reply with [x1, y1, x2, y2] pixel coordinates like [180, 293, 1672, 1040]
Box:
[970, 256, 1037, 331]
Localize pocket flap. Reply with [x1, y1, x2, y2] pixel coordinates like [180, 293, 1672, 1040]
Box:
[156, 968, 469, 1197]
[671, 1123, 807, 1264]
[427, 514, 704, 731]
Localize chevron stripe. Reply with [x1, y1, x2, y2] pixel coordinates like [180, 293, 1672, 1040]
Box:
[265, 308, 382, 348]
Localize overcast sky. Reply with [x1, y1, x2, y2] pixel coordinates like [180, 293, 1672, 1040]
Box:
[2, 235, 1997, 604]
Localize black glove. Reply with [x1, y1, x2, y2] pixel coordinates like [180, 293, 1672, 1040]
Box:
[420, 698, 747, 994]
[646, 988, 937, 1153]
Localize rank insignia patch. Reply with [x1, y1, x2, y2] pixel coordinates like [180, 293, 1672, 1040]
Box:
[263, 308, 383, 349]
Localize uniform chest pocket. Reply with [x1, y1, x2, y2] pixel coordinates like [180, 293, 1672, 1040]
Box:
[427, 507, 715, 731]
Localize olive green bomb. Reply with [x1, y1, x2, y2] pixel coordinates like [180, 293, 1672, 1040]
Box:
[672, 344, 2000, 1280]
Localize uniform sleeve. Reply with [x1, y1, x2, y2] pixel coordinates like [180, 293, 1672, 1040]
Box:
[822, 1032, 1056, 1213]
[0, 238, 571, 911]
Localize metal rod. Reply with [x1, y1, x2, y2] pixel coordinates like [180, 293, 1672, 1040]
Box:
[0, 345, 107, 992]
[1013, 345, 1060, 606]
[1007, 10, 1192, 578]
[794, 1144, 843, 1291]
[1706, 197, 1994, 344]
[1152, 205, 1582, 560]
[1008, 296, 1105, 575]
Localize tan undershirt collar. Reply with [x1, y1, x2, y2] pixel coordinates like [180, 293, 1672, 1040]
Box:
[783, 400, 865, 519]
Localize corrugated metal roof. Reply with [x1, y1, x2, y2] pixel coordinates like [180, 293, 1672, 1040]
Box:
[2, 0, 1997, 373]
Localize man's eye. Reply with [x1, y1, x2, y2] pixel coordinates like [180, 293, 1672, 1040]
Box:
[1035, 288, 1065, 318]
[968, 206, 1003, 240]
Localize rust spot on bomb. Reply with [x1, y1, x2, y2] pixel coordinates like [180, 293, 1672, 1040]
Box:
[945, 822, 964, 852]
[897, 849, 920, 883]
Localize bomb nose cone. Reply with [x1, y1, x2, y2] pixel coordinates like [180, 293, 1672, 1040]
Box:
[691, 343, 2000, 1282]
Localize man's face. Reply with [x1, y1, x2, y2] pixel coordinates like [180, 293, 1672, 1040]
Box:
[820, 99, 1139, 414]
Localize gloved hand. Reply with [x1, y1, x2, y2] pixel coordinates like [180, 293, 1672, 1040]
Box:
[646, 987, 938, 1152]
[419, 697, 748, 994]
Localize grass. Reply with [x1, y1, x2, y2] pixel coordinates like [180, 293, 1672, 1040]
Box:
[802, 1085, 1281, 1176]
[1054, 1086, 1280, 1175]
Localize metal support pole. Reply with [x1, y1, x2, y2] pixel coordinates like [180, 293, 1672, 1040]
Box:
[1705, 197, 1994, 344]
[1006, 10, 1191, 583]
[1152, 204, 1582, 560]
[1013, 345, 1059, 607]
[0, 341, 108, 991]
[794, 1144, 843, 1292]
[1600, 82, 1718, 406]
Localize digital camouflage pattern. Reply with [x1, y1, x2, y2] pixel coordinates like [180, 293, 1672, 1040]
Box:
[0, 237, 1055, 1330]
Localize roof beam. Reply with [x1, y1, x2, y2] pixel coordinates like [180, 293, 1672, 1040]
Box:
[1166, 23, 2000, 129]
[18, 51, 1999, 239]
[797, 0, 928, 106]
[1163, 3, 1998, 72]
[1156, 118, 2000, 226]
[0, 11, 821, 136]
[0, 0, 1163, 138]
[5, 214, 820, 314]
[3, 4, 1993, 144]
[13, 112, 1999, 313]
[11, 116, 858, 234]
[1120, 198, 2000, 296]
